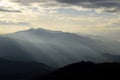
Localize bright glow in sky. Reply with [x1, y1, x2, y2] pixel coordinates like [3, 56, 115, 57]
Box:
[0, 0, 120, 39]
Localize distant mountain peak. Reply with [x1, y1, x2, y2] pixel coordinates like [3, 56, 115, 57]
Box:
[0, 27, 120, 67]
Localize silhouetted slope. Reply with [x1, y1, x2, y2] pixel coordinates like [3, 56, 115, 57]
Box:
[0, 58, 53, 80]
[40, 61, 120, 80]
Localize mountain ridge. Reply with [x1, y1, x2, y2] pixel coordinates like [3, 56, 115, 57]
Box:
[0, 28, 120, 67]
[39, 61, 120, 80]
[0, 57, 53, 80]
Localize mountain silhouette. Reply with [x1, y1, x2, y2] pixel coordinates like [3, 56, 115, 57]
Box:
[0, 28, 120, 67]
[0, 58, 52, 80]
[39, 61, 120, 80]
[0, 28, 120, 80]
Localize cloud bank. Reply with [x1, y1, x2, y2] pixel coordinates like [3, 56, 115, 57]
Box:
[11, 0, 120, 13]
[56, 0, 120, 12]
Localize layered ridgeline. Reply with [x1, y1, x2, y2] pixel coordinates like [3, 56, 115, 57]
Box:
[0, 28, 120, 67]
[0, 58, 52, 80]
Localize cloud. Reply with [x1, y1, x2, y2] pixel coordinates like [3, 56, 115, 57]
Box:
[0, 8, 21, 12]
[0, 20, 29, 26]
[11, 0, 120, 13]
[55, 0, 120, 12]
[12, 0, 48, 5]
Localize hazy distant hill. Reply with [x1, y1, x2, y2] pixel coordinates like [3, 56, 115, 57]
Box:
[0, 28, 120, 67]
[0, 36, 35, 62]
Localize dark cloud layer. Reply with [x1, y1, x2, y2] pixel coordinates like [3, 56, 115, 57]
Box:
[11, 0, 120, 12]
[12, 0, 47, 5]
[56, 0, 120, 12]
[0, 8, 21, 12]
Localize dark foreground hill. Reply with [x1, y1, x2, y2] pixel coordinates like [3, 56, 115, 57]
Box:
[38, 61, 120, 80]
[0, 58, 53, 80]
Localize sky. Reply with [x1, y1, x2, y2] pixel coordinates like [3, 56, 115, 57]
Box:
[0, 0, 120, 40]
